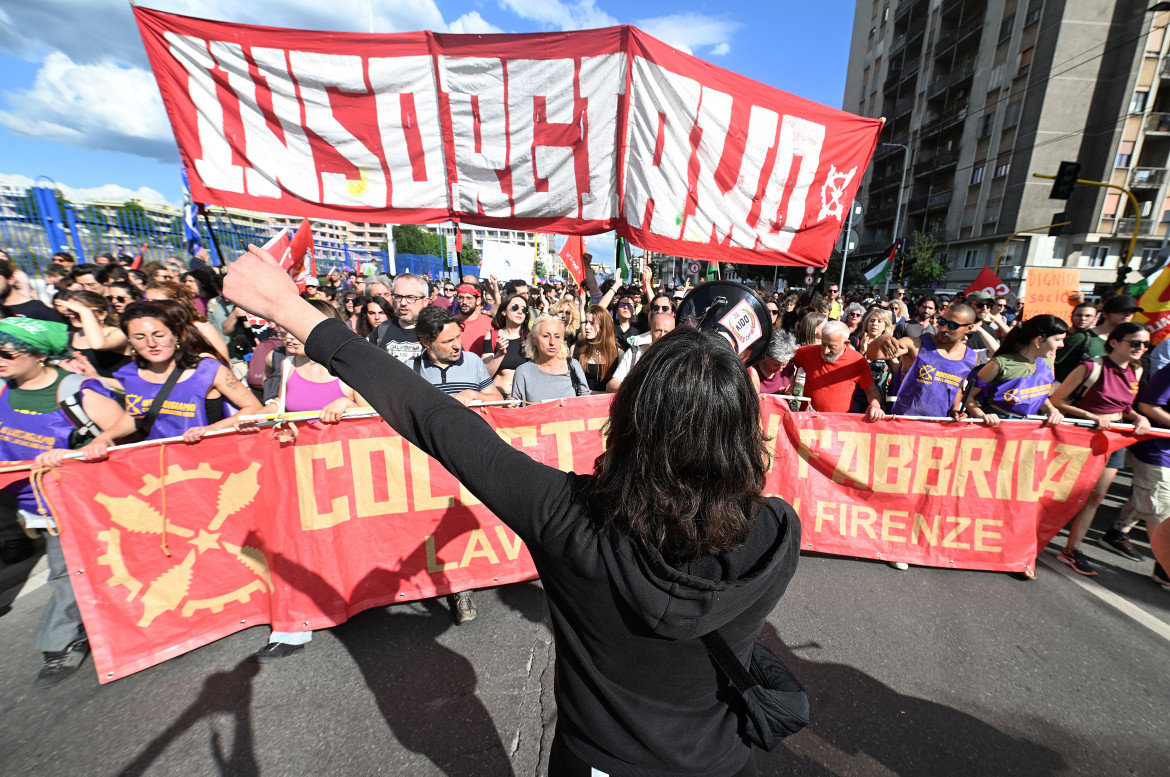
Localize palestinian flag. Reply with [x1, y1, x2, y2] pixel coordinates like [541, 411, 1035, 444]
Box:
[616, 236, 631, 284]
[864, 243, 896, 286]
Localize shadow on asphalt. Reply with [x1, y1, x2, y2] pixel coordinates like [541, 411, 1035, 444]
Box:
[754, 623, 1066, 776]
[115, 659, 261, 777]
[275, 549, 516, 777]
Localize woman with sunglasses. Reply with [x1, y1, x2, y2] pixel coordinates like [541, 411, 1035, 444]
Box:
[0, 317, 135, 687]
[841, 302, 866, 337]
[342, 294, 360, 332]
[612, 295, 641, 351]
[104, 281, 142, 316]
[111, 301, 262, 442]
[143, 280, 230, 362]
[483, 294, 531, 397]
[573, 304, 622, 392]
[1048, 321, 1152, 576]
[54, 289, 133, 379]
[765, 301, 781, 327]
[358, 295, 392, 341]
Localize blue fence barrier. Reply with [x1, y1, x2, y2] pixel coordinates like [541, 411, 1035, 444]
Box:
[0, 185, 390, 279]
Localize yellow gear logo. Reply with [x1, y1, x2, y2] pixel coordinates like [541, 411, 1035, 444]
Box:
[94, 461, 271, 627]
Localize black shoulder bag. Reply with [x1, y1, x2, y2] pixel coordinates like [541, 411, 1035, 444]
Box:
[137, 366, 185, 439]
[700, 630, 810, 751]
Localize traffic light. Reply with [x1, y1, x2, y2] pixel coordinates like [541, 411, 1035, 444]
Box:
[1049, 161, 1081, 199]
[1049, 212, 1067, 236]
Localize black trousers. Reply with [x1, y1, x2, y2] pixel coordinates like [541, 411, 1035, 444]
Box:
[547, 736, 758, 777]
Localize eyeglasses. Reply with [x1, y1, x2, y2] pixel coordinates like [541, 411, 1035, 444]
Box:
[651, 304, 672, 312]
[0, 348, 29, 360]
[443, 287, 456, 293]
[391, 294, 425, 303]
[829, 288, 839, 294]
[939, 318, 967, 331]
[1124, 339, 1149, 349]
[106, 295, 131, 303]
[972, 301, 989, 308]
[847, 311, 862, 318]
[509, 304, 528, 313]
[618, 302, 634, 309]
[767, 308, 779, 316]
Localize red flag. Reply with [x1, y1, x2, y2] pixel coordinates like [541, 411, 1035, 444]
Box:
[262, 218, 315, 293]
[455, 228, 463, 254]
[963, 267, 1010, 298]
[558, 236, 585, 285]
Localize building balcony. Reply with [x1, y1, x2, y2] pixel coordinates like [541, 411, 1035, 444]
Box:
[1146, 113, 1170, 134]
[1115, 217, 1156, 235]
[1162, 59, 1170, 79]
[928, 189, 954, 209]
[1132, 168, 1166, 187]
[920, 108, 968, 138]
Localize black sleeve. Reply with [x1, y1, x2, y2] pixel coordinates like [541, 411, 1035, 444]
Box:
[305, 318, 580, 544]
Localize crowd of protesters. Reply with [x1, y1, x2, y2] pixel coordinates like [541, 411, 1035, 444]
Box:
[0, 243, 1167, 693]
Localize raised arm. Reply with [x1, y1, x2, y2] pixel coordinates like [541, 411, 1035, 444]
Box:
[223, 246, 576, 544]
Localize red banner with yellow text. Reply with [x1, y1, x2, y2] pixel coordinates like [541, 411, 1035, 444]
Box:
[44, 396, 1131, 681]
[132, 7, 882, 268]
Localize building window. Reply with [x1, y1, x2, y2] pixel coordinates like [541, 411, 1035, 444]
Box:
[1116, 140, 1135, 168]
[999, 14, 1015, 43]
[971, 165, 985, 185]
[995, 156, 1011, 178]
[988, 64, 1006, 91]
[985, 198, 1001, 223]
[1025, 4, 1043, 26]
[962, 203, 977, 227]
[964, 248, 982, 267]
[1148, 25, 1165, 54]
[1017, 47, 1034, 77]
[1130, 90, 1149, 114]
[883, 5, 889, 21]
[1087, 246, 1110, 267]
[978, 112, 995, 137]
[1003, 100, 1022, 128]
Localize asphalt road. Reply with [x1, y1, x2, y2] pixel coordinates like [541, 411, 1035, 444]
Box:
[1, 488, 1167, 777]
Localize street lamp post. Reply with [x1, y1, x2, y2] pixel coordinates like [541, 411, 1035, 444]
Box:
[880, 142, 910, 296]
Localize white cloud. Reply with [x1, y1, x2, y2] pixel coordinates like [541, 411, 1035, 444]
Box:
[0, 52, 175, 160]
[448, 12, 505, 35]
[0, 172, 173, 206]
[498, 0, 618, 30]
[635, 13, 740, 56]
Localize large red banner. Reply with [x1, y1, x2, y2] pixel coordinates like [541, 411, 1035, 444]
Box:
[133, 7, 882, 268]
[43, 396, 1131, 681]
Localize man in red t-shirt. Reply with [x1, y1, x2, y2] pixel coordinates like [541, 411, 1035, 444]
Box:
[454, 284, 493, 355]
[792, 320, 886, 421]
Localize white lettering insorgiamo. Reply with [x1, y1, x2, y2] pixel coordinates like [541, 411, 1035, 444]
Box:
[368, 55, 448, 210]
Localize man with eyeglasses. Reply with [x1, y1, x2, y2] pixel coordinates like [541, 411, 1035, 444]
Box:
[826, 285, 842, 320]
[372, 274, 429, 363]
[870, 302, 984, 419]
[454, 283, 493, 355]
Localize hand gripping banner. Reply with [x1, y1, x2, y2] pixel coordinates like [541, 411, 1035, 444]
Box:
[132, 7, 882, 267]
[42, 397, 1133, 681]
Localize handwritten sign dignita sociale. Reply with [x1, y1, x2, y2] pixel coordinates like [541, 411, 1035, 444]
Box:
[1022, 269, 1080, 323]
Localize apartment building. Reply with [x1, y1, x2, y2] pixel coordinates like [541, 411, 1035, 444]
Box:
[844, 0, 1170, 296]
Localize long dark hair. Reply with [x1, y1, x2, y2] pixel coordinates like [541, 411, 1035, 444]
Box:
[357, 295, 393, 339]
[492, 293, 531, 339]
[120, 301, 228, 370]
[587, 327, 770, 562]
[1106, 321, 1148, 352]
[998, 314, 1068, 356]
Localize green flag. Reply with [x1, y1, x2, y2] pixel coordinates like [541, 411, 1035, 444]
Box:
[864, 258, 889, 287]
[616, 236, 631, 283]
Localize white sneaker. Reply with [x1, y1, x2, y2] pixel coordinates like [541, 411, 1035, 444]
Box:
[888, 561, 909, 571]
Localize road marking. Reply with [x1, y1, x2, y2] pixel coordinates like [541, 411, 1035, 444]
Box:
[1038, 553, 1170, 643]
[10, 556, 49, 601]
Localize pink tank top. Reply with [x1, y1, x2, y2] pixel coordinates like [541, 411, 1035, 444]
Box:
[284, 369, 347, 412]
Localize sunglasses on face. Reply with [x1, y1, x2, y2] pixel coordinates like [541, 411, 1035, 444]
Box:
[509, 304, 528, 313]
[106, 295, 131, 303]
[651, 304, 672, 312]
[1124, 339, 1149, 350]
[618, 302, 634, 309]
[767, 308, 779, 316]
[939, 318, 966, 331]
[0, 349, 29, 360]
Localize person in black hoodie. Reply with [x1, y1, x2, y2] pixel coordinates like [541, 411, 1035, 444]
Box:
[224, 246, 801, 777]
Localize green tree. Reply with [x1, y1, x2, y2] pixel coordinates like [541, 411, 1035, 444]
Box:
[121, 199, 146, 214]
[903, 231, 948, 291]
[392, 224, 442, 255]
[459, 238, 480, 266]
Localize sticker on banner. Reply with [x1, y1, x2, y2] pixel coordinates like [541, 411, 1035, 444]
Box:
[718, 299, 763, 353]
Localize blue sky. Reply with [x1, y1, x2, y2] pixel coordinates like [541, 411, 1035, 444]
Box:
[0, 0, 859, 208]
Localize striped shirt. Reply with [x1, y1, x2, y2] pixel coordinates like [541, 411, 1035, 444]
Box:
[411, 351, 494, 396]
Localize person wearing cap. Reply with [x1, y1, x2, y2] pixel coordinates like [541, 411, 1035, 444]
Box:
[304, 276, 320, 299]
[453, 283, 493, 356]
[0, 318, 135, 687]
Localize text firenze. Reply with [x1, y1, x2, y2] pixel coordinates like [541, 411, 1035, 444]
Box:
[166, 34, 828, 252]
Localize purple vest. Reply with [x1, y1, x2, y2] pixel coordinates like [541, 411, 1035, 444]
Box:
[891, 335, 977, 416]
[115, 358, 219, 440]
[983, 357, 1055, 416]
[0, 371, 107, 511]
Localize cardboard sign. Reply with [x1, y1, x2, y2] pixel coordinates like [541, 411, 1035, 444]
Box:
[718, 298, 764, 353]
[1022, 269, 1080, 322]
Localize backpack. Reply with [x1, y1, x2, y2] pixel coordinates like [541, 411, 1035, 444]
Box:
[57, 373, 103, 448]
[247, 337, 284, 391]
